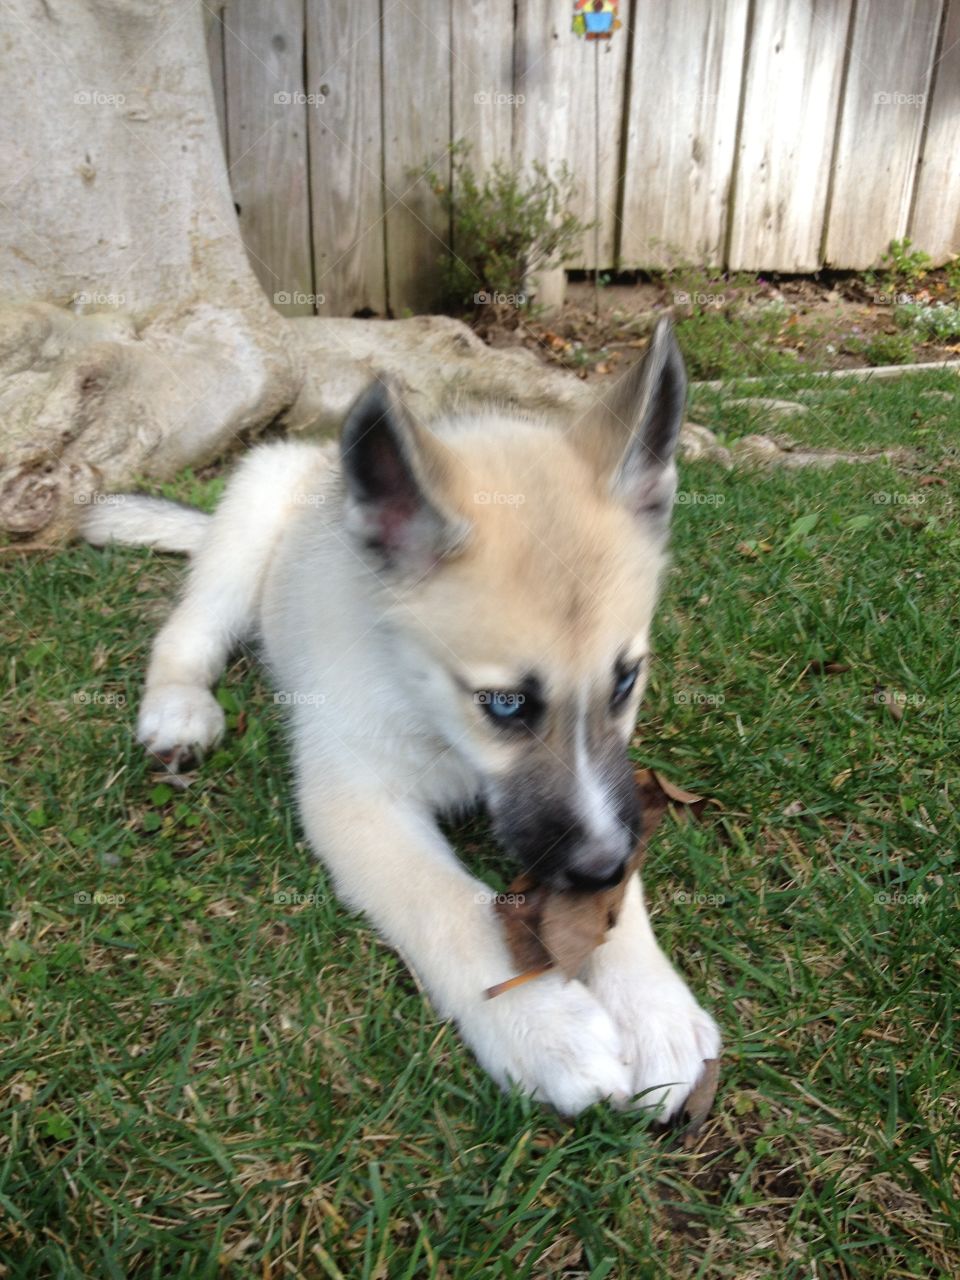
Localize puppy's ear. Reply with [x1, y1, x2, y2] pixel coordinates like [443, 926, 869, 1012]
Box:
[340, 377, 470, 571]
[578, 316, 687, 532]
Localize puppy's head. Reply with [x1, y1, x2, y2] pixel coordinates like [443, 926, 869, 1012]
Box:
[340, 318, 686, 888]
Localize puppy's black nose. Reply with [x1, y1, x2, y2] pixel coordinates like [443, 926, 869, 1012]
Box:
[566, 858, 627, 892]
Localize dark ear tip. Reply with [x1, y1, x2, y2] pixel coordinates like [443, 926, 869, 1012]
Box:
[354, 375, 392, 412]
[342, 377, 398, 444]
[651, 315, 687, 382]
[651, 313, 680, 352]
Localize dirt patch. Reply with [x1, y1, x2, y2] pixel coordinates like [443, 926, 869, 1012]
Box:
[477, 267, 960, 383]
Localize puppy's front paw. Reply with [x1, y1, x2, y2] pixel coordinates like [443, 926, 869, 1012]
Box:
[462, 974, 630, 1116]
[587, 949, 721, 1123]
[137, 683, 225, 770]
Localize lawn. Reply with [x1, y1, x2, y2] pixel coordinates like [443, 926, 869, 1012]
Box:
[1, 368, 958, 1278]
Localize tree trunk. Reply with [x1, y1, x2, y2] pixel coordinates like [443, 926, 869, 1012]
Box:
[0, 0, 587, 541]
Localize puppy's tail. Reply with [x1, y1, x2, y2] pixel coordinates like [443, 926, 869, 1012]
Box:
[79, 495, 211, 555]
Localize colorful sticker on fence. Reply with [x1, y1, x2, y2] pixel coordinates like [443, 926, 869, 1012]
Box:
[572, 0, 621, 40]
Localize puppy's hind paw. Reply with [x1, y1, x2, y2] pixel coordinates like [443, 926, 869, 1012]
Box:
[137, 684, 225, 771]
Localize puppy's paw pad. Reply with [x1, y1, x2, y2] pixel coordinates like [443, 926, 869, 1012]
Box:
[137, 684, 225, 768]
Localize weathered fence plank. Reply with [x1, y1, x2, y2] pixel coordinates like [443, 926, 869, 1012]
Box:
[514, 1, 628, 270]
[451, 0, 515, 173]
[513, 1, 568, 306]
[911, 0, 960, 263]
[382, 1, 452, 315]
[729, 0, 854, 272]
[824, 0, 942, 269]
[450, 0, 515, 307]
[306, 0, 386, 318]
[222, 0, 314, 316]
[620, 0, 749, 269]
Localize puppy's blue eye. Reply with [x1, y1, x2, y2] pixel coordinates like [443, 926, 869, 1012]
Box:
[477, 691, 527, 722]
[611, 664, 640, 708]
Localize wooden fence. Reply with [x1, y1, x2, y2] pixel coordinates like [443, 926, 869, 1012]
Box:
[205, 0, 960, 318]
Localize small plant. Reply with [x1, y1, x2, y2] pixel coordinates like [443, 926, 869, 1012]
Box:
[874, 237, 932, 290]
[666, 264, 755, 317]
[895, 300, 960, 342]
[847, 331, 917, 366]
[425, 144, 590, 324]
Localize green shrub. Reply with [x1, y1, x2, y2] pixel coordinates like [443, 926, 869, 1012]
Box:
[871, 237, 932, 290]
[425, 146, 590, 323]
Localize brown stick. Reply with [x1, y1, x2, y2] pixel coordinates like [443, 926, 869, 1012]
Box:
[484, 964, 554, 1000]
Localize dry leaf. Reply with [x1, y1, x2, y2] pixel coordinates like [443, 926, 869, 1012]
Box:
[805, 660, 851, 676]
[540, 847, 643, 974]
[737, 540, 773, 559]
[876, 687, 906, 721]
[488, 767, 704, 998]
[491, 845, 648, 990]
[652, 770, 703, 805]
[680, 1058, 721, 1144]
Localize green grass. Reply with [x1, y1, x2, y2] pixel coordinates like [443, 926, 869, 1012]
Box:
[675, 304, 805, 380]
[690, 366, 960, 451]
[2, 375, 959, 1278]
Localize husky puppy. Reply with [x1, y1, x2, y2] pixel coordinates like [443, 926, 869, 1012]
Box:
[83, 317, 720, 1117]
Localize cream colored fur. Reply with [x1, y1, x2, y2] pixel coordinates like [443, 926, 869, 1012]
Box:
[85, 322, 720, 1117]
